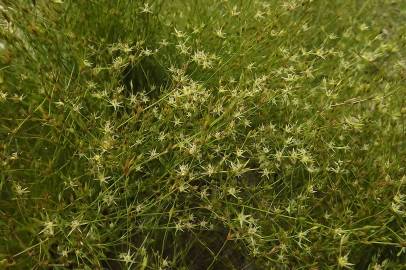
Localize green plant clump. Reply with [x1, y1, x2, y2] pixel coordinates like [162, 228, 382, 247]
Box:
[0, 0, 405, 269]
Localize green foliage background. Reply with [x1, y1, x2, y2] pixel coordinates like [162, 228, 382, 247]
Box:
[0, 0, 405, 269]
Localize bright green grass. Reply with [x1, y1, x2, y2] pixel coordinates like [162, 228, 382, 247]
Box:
[0, 0, 405, 269]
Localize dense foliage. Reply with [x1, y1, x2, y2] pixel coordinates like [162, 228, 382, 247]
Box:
[0, 0, 405, 269]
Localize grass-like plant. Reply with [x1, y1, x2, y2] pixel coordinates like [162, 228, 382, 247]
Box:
[0, 0, 405, 269]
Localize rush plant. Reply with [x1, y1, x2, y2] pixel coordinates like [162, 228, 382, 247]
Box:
[0, 0, 405, 269]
